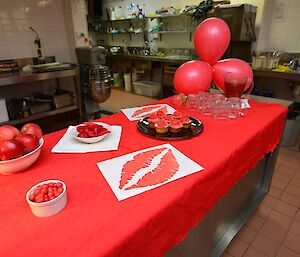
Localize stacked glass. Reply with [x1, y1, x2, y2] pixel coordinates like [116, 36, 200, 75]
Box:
[184, 93, 246, 120]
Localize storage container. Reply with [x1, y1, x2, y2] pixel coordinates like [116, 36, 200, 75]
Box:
[0, 98, 9, 122]
[133, 80, 161, 98]
[124, 73, 132, 92]
[252, 56, 279, 70]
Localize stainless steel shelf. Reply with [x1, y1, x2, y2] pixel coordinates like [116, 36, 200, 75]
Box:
[106, 31, 144, 34]
[0, 69, 79, 87]
[150, 30, 192, 34]
[1, 105, 78, 126]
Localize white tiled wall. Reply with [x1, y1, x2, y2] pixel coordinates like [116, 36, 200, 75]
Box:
[0, 0, 71, 62]
[256, 0, 300, 53]
[0, 0, 299, 64]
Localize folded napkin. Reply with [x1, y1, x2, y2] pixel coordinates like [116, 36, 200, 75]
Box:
[51, 126, 122, 153]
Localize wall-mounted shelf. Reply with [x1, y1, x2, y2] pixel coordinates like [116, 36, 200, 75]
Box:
[89, 16, 146, 42]
[106, 31, 144, 40]
[107, 31, 143, 35]
[150, 30, 191, 34]
[104, 17, 146, 22]
[148, 30, 193, 42]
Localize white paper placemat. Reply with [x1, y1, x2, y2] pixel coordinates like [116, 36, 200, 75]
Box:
[121, 104, 176, 121]
[97, 143, 204, 201]
[51, 125, 122, 153]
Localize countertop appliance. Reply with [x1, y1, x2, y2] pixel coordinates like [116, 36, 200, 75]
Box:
[75, 46, 113, 120]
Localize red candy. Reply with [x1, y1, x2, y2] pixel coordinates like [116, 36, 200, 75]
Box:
[76, 122, 110, 138]
[29, 182, 64, 203]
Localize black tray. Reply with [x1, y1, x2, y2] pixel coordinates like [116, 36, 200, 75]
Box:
[137, 116, 204, 140]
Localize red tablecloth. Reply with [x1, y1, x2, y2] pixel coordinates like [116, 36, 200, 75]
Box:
[0, 98, 287, 257]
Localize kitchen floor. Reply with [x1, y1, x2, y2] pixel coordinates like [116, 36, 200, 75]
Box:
[104, 89, 300, 257]
[222, 146, 300, 257]
[100, 89, 154, 113]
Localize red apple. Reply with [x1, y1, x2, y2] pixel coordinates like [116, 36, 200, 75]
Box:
[0, 125, 21, 141]
[0, 140, 24, 161]
[16, 134, 39, 153]
[21, 123, 42, 139]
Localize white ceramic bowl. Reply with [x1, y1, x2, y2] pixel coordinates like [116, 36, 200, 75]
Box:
[0, 137, 44, 176]
[26, 179, 67, 217]
[70, 122, 111, 144]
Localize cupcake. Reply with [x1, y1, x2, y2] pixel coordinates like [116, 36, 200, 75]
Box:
[169, 120, 183, 134]
[180, 116, 192, 129]
[172, 111, 183, 120]
[163, 114, 173, 123]
[148, 113, 160, 128]
[156, 110, 166, 118]
[154, 120, 169, 134]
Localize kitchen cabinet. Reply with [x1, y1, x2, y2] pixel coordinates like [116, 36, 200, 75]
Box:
[0, 67, 82, 132]
[210, 4, 257, 42]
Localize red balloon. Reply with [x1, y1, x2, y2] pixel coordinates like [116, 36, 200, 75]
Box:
[194, 18, 231, 65]
[212, 58, 253, 93]
[173, 61, 212, 95]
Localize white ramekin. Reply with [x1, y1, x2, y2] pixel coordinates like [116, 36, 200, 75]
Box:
[26, 179, 67, 217]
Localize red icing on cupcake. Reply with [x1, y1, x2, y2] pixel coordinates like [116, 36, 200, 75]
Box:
[155, 119, 169, 128]
[163, 115, 173, 122]
[148, 113, 160, 126]
[172, 111, 183, 119]
[149, 112, 158, 119]
[180, 116, 191, 124]
[170, 120, 183, 129]
[156, 110, 166, 118]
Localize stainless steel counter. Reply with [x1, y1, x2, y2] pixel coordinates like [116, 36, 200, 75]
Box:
[0, 68, 83, 125]
[108, 53, 198, 63]
[254, 69, 300, 82]
[0, 68, 79, 87]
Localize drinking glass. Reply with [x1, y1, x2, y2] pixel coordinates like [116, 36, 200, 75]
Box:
[186, 94, 199, 112]
[202, 96, 216, 116]
[213, 99, 229, 120]
[224, 72, 247, 98]
[197, 91, 210, 113]
[227, 97, 242, 119]
[171, 93, 185, 107]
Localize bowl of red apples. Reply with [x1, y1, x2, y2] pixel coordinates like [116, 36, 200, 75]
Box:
[70, 122, 111, 144]
[0, 123, 43, 175]
[26, 179, 67, 217]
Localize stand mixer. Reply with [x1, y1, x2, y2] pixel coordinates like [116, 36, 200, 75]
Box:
[75, 46, 113, 120]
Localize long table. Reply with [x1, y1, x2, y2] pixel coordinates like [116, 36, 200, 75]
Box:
[0, 98, 287, 257]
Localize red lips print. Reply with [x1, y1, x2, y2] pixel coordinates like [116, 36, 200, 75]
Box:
[157, 106, 167, 115]
[119, 147, 180, 190]
[131, 105, 164, 119]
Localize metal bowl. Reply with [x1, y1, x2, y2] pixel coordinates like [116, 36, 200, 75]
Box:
[88, 80, 111, 103]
